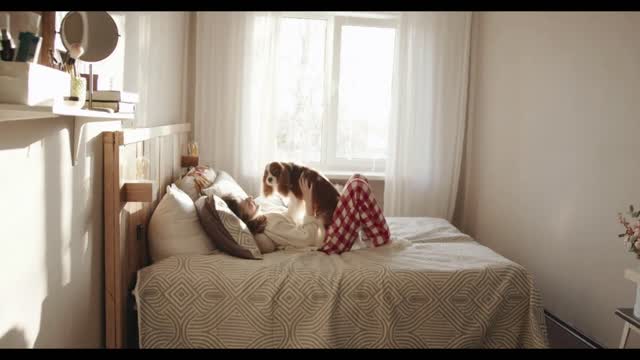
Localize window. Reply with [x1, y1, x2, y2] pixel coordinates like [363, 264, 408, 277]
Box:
[273, 12, 398, 173]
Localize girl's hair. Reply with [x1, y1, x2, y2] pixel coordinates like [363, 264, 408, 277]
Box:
[222, 196, 267, 235]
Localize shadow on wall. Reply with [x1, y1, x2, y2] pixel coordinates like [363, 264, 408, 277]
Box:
[0, 117, 104, 348]
[36, 119, 103, 348]
[0, 117, 73, 151]
[0, 328, 28, 348]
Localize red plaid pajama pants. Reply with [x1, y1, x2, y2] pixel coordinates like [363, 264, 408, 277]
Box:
[318, 174, 391, 255]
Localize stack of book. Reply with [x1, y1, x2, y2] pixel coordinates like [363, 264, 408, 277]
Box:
[86, 90, 138, 114]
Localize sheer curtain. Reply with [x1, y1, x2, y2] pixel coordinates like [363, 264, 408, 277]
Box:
[383, 12, 472, 220]
[194, 12, 279, 196]
[194, 12, 472, 217]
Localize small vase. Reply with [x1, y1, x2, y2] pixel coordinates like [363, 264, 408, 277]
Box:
[136, 156, 150, 180]
[64, 76, 86, 108]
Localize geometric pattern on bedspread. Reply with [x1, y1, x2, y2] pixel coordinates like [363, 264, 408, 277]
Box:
[135, 218, 549, 348]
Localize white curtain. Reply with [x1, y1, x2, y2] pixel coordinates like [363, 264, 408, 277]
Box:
[194, 12, 472, 218]
[194, 12, 279, 196]
[383, 12, 472, 220]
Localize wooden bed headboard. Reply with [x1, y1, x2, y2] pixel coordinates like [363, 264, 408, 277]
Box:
[103, 123, 192, 348]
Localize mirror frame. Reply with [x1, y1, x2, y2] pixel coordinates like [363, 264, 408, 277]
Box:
[59, 11, 120, 63]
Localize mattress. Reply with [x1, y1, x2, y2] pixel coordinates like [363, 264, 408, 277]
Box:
[134, 217, 549, 348]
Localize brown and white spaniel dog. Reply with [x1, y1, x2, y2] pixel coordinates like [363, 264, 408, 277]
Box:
[262, 162, 340, 225]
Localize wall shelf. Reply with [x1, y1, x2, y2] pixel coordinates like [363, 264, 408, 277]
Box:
[0, 103, 135, 165]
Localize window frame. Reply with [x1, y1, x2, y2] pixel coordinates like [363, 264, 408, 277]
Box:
[277, 12, 399, 173]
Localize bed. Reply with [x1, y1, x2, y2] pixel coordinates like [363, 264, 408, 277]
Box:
[103, 126, 549, 348]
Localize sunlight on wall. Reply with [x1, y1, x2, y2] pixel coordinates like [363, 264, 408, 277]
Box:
[59, 130, 72, 287]
[0, 141, 48, 347]
[133, 13, 151, 127]
[81, 151, 93, 258]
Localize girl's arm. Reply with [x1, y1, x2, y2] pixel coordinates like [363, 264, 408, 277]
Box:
[262, 176, 325, 249]
[253, 233, 276, 254]
[264, 214, 325, 248]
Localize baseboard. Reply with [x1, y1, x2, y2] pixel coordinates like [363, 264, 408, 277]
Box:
[544, 309, 604, 349]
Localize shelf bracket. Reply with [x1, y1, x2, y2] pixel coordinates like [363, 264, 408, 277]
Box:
[72, 116, 122, 166]
[0, 103, 132, 166]
[73, 117, 90, 166]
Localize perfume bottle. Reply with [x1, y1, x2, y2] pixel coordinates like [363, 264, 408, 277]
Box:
[0, 13, 15, 61]
[0, 29, 15, 61]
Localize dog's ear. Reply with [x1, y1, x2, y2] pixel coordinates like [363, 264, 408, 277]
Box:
[269, 162, 282, 178]
[262, 163, 272, 196]
[262, 164, 269, 183]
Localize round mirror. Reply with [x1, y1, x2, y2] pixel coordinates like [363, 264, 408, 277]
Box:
[60, 11, 119, 63]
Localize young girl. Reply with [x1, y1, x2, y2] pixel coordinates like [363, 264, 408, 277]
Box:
[222, 174, 391, 255]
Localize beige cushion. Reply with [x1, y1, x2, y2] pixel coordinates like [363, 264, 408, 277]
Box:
[195, 194, 262, 260]
[148, 184, 216, 263]
[175, 165, 217, 201]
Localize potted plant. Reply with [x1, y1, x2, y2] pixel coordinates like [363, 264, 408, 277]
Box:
[618, 205, 640, 258]
[618, 205, 640, 317]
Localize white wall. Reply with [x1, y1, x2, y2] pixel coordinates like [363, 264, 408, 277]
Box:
[119, 12, 191, 128]
[0, 11, 190, 348]
[457, 11, 640, 348]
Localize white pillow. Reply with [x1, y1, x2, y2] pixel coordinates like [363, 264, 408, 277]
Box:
[201, 171, 248, 200]
[148, 184, 215, 263]
[175, 166, 217, 201]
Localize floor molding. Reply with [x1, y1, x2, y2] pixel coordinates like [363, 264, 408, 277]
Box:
[544, 309, 604, 349]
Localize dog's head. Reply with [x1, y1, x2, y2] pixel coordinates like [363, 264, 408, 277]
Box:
[262, 162, 291, 197]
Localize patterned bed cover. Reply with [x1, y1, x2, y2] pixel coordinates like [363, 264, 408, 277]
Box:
[134, 217, 548, 348]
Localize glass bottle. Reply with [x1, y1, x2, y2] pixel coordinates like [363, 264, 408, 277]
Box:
[0, 28, 16, 61]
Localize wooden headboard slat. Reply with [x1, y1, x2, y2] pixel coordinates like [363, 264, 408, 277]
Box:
[103, 123, 192, 348]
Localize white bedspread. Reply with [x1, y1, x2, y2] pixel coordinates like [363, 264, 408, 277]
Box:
[135, 217, 549, 348]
